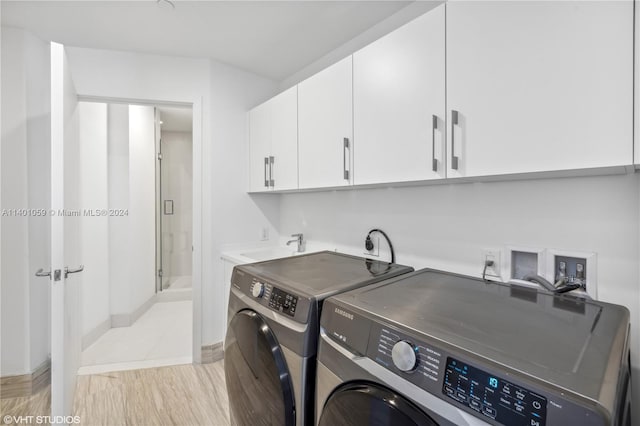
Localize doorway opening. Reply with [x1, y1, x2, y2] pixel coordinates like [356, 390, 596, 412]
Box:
[155, 106, 193, 297]
[76, 101, 194, 374]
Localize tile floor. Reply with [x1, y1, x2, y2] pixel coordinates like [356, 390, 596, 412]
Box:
[79, 301, 192, 375]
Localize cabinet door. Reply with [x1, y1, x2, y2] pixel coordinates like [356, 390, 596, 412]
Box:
[248, 101, 272, 192]
[271, 86, 298, 191]
[354, 5, 446, 185]
[298, 56, 353, 189]
[447, 1, 633, 178]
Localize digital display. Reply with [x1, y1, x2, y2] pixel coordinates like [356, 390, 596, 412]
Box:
[443, 357, 547, 426]
[269, 287, 298, 317]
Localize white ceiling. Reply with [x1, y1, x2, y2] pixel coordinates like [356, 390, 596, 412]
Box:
[158, 105, 192, 132]
[1, 0, 412, 81]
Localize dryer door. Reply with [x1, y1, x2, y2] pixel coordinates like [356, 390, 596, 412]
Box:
[224, 310, 295, 426]
[318, 382, 438, 426]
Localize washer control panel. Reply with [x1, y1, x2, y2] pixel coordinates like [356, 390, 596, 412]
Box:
[368, 324, 444, 386]
[443, 357, 547, 426]
[365, 323, 557, 426]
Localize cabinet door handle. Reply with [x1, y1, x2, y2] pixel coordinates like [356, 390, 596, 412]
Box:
[451, 110, 460, 170]
[264, 157, 269, 187]
[269, 156, 275, 187]
[343, 138, 350, 180]
[432, 115, 438, 172]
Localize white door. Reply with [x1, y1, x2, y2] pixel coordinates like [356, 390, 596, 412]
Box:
[50, 41, 83, 421]
[248, 101, 272, 192]
[446, 1, 633, 178]
[298, 56, 353, 189]
[353, 5, 446, 184]
[270, 86, 298, 191]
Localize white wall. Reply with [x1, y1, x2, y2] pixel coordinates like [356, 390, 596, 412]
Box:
[65, 47, 279, 355]
[1, 26, 51, 376]
[128, 105, 156, 310]
[161, 131, 192, 283]
[279, 173, 640, 415]
[79, 102, 110, 336]
[107, 104, 130, 317]
[1, 27, 32, 376]
[206, 61, 282, 344]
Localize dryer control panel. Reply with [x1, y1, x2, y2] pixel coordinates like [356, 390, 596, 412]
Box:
[268, 286, 298, 317]
[249, 278, 299, 318]
[230, 269, 311, 324]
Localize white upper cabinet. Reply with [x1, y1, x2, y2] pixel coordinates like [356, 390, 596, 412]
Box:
[446, 1, 633, 178]
[353, 5, 446, 184]
[248, 86, 298, 192]
[298, 56, 353, 189]
[248, 101, 271, 192]
[270, 87, 298, 191]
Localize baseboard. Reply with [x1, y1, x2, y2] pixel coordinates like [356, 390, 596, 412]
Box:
[81, 318, 112, 350]
[0, 359, 51, 399]
[201, 342, 224, 364]
[111, 294, 157, 327]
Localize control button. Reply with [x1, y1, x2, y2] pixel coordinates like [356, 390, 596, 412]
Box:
[391, 341, 418, 372]
[482, 406, 496, 418]
[469, 399, 481, 411]
[456, 391, 467, 402]
[252, 282, 265, 298]
[530, 419, 541, 426]
[532, 401, 542, 410]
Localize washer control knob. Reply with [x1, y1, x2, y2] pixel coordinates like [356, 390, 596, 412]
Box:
[252, 282, 265, 298]
[392, 341, 417, 372]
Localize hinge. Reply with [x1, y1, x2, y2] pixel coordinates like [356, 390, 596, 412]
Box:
[158, 269, 163, 277]
[157, 153, 163, 161]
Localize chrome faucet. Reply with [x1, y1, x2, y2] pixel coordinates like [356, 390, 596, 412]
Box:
[286, 233, 305, 253]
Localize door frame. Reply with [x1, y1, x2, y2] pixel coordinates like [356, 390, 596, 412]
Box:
[77, 94, 203, 363]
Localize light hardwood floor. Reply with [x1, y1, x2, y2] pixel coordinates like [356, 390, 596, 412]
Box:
[2, 362, 228, 426]
[72, 361, 229, 426]
[1, 386, 51, 424]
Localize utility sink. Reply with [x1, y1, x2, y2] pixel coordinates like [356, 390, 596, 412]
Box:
[239, 247, 300, 262]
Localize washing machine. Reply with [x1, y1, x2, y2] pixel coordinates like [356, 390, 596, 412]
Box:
[316, 269, 632, 426]
[224, 251, 414, 426]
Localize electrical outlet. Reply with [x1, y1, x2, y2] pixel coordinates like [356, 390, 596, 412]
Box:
[260, 227, 269, 241]
[365, 236, 380, 257]
[482, 249, 501, 280]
